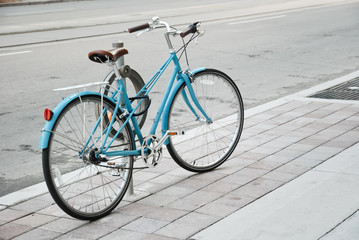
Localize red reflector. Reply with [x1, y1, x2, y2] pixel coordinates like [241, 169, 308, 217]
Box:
[44, 108, 53, 121]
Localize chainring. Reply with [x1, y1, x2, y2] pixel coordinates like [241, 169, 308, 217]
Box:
[141, 135, 162, 168]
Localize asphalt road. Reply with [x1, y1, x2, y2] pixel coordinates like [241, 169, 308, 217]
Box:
[0, 0, 358, 196]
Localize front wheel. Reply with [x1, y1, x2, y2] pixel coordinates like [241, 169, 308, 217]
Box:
[42, 94, 134, 220]
[166, 69, 244, 172]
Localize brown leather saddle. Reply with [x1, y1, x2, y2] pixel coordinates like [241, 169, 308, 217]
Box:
[88, 48, 128, 63]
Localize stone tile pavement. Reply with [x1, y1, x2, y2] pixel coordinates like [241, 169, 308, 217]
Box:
[1, 71, 359, 239]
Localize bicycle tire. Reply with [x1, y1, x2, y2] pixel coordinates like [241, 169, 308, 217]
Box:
[43, 94, 134, 220]
[166, 69, 244, 172]
[105, 68, 148, 128]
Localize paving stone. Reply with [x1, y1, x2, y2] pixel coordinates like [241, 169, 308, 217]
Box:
[265, 148, 305, 163]
[11, 198, 53, 213]
[13, 228, 62, 240]
[166, 167, 196, 178]
[189, 171, 227, 183]
[0, 222, 33, 239]
[220, 172, 258, 186]
[138, 194, 178, 207]
[241, 134, 278, 147]
[13, 213, 58, 228]
[290, 156, 324, 168]
[119, 203, 155, 217]
[143, 206, 188, 222]
[195, 202, 238, 218]
[298, 136, 329, 146]
[262, 170, 298, 183]
[135, 181, 168, 194]
[234, 150, 269, 162]
[323, 139, 356, 148]
[56, 233, 95, 240]
[231, 178, 283, 198]
[156, 185, 197, 198]
[99, 229, 146, 240]
[132, 171, 159, 184]
[284, 143, 317, 153]
[150, 174, 184, 185]
[40, 217, 87, 233]
[250, 145, 281, 155]
[249, 160, 283, 171]
[235, 167, 269, 178]
[93, 212, 139, 228]
[141, 233, 179, 240]
[155, 212, 219, 239]
[1, 209, 30, 223]
[183, 190, 223, 206]
[122, 217, 169, 234]
[173, 178, 210, 191]
[155, 222, 200, 239]
[202, 180, 240, 194]
[212, 194, 254, 208]
[70, 222, 117, 239]
[213, 158, 254, 175]
[276, 162, 312, 175]
[300, 146, 343, 162]
[166, 197, 207, 212]
[37, 203, 67, 217]
[305, 122, 332, 133]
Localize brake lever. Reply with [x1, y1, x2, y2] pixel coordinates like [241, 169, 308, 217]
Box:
[195, 30, 205, 44]
[136, 28, 150, 37]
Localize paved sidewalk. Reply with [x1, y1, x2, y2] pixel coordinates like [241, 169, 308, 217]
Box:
[1, 71, 359, 239]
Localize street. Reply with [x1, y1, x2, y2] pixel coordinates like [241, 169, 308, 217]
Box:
[0, 0, 358, 196]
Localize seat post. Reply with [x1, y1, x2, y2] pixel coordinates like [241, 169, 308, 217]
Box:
[112, 41, 126, 90]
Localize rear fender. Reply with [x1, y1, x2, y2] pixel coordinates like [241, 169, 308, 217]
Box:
[39, 92, 113, 149]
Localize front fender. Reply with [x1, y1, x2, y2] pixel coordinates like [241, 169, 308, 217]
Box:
[39, 91, 113, 149]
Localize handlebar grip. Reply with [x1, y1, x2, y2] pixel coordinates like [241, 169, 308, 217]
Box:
[180, 22, 199, 38]
[128, 23, 150, 33]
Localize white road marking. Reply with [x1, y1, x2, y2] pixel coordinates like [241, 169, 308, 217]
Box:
[0, 51, 32, 57]
[228, 15, 287, 25]
[4, 8, 74, 17]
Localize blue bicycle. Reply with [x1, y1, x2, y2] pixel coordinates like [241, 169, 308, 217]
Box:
[39, 17, 244, 220]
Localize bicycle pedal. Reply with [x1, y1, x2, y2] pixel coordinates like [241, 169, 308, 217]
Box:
[104, 161, 126, 168]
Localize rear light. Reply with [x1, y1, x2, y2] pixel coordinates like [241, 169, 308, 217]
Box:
[44, 108, 53, 121]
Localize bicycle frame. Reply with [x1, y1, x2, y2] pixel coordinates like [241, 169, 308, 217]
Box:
[100, 52, 210, 158]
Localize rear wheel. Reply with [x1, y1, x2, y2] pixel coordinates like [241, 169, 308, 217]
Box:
[167, 69, 244, 172]
[42, 94, 134, 220]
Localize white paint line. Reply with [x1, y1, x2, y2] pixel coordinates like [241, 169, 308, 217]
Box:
[0, 51, 32, 57]
[228, 15, 287, 25]
[4, 8, 74, 17]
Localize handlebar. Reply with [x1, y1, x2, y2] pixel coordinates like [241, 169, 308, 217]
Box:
[180, 22, 200, 38]
[128, 23, 150, 33]
[127, 18, 201, 38]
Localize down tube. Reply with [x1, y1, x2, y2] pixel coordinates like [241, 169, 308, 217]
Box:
[150, 54, 180, 135]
